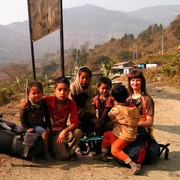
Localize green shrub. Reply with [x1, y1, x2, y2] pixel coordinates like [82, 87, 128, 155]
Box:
[0, 90, 9, 105]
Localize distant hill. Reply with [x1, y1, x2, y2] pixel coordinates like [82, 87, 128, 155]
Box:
[0, 4, 179, 62]
[127, 5, 180, 27]
[63, 5, 152, 47]
[85, 15, 180, 72]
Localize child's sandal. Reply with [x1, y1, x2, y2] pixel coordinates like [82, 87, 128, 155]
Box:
[132, 164, 141, 175]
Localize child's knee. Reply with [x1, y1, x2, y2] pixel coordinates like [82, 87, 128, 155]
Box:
[111, 145, 118, 157]
[42, 131, 48, 139]
[73, 128, 82, 139]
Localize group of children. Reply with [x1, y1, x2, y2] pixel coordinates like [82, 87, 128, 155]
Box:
[20, 66, 152, 175]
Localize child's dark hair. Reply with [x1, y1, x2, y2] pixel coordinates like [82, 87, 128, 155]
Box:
[54, 77, 70, 88]
[79, 67, 92, 78]
[98, 77, 112, 88]
[111, 84, 128, 103]
[27, 81, 43, 95]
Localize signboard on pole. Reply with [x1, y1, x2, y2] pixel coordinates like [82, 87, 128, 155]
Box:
[28, 0, 60, 41]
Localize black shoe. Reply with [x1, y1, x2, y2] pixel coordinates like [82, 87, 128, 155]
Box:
[69, 153, 78, 161]
[79, 142, 87, 151]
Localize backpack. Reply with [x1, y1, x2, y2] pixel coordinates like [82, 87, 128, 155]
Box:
[116, 128, 148, 166]
[116, 127, 170, 166]
[143, 138, 170, 164]
[0, 116, 43, 159]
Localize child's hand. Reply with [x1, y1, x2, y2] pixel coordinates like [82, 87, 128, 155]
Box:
[57, 130, 66, 144]
[78, 109, 86, 117]
[91, 117, 98, 124]
[21, 99, 29, 109]
[26, 128, 34, 132]
[95, 121, 102, 130]
[46, 127, 50, 133]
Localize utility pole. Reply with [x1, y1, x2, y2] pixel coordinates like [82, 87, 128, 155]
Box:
[74, 49, 79, 76]
[59, 0, 65, 77]
[133, 45, 138, 60]
[135, 45, 138, 60]
[161, 35, 164, 55]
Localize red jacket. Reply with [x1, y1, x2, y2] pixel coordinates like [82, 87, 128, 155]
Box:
[44, 96, 78, 133]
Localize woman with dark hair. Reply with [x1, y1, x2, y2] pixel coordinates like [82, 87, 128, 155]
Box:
[127, 70, 155, 137]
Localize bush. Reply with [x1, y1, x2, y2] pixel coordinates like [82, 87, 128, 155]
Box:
[0, 90, 9, 105]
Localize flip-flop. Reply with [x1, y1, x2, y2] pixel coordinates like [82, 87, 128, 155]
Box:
[132, 164, 141, 175]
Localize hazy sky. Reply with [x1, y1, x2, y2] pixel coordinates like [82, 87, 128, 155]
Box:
[0, 0, 179, 25]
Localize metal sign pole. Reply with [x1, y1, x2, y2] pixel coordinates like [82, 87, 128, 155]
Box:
[27, 0, 36, 80]
[59, 0, 65, 77]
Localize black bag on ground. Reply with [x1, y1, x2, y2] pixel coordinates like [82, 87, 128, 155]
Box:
[0, 118, 43, 159]
[116, 125, 170, 166]
[0, 129, 24, 156]
[116, 127, 149, 166]
[23, 132, 40, 148]
[0, 118, 19, 134]
[143, 138, 170, 164]
[143, 138, 160, 164]
[116, 134, 148, 166]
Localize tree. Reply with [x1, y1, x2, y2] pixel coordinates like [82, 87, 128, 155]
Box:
[109, 37, 116, 42]
[138, 23, 164, 40]
[43, 61, 58, 77]
[0, 62, 31, 93]
[96, 56, 114, 77]
[122, 33, 134, 41]
[0, 63, 30, 82]
[78, 42, 89, 66]
[118, 51, 132, 61]
[173, 22, 180, 39]
[122, 33, 128, 40]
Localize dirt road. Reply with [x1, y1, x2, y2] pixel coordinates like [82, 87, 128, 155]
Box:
[0, 84, 180, 180]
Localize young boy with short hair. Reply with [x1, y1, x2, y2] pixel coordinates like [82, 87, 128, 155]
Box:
[92, 77, 114, 135]
[94, 84, 141, 175]
[19, 81, 53, 161]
